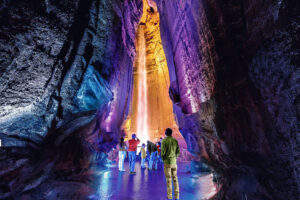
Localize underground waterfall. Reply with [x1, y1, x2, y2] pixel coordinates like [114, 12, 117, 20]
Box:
[0, 0, 299, 199]
[123, 0, 183, 144]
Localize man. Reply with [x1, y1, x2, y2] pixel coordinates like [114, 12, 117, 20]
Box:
[147, 140, 157, 170]
[128, 134, 140, 174]
[161, 128, 180, 200]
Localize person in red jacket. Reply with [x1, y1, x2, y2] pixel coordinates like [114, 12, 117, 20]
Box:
[128, 133, 140, 174]
[156, 141, 162, 163]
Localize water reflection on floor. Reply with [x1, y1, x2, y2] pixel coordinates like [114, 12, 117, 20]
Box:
[89, 162, 217, 200]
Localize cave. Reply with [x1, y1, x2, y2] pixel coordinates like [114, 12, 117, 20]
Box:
[0, 0, 299, 199]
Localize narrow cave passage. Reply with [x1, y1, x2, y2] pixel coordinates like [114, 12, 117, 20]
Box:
[99, 1, 217, 199]
[0, 0, 298, 199]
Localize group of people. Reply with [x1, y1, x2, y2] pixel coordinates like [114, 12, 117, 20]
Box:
[117, 128, 180, 200]
[118, 134, 162, 173]
[142, 139, 162, 170]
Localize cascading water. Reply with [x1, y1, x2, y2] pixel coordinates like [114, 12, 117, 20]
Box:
[136, 26, 149, 144]
[123, 0, 185, 146]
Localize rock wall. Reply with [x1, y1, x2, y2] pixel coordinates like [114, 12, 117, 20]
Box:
[0, 0, 142, 198]
[156, 0, 299, 199]
[0, 0, 142, 147]
[0, 0, 299, 199]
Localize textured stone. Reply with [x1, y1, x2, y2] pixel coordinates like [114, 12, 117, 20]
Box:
[156, 0, 217, 114]
[0, 0, 299, 199]
[0, 0, 142, 198]
[156, 0, 300, 199]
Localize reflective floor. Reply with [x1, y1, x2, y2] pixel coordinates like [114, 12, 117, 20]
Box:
[89, 161, 217, 200]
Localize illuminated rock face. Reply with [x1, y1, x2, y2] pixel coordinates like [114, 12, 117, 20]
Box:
[156, 0, 217, 115]
[0, 0, 143, 198]
[157, 0, 300, 199]
[124, 0, 181, 143]
[0, 0, 299, 199]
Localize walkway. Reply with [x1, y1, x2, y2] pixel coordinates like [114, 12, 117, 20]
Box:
[90, 161, 217, 200]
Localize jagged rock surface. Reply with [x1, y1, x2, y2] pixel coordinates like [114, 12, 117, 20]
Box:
[156, 0, 299, 199]
[0, 0, 299, 199]
[0, 0, 142, 199]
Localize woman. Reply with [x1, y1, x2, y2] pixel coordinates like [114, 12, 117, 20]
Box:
[118, 137, 127, 171]
[141, 143, 147, 168]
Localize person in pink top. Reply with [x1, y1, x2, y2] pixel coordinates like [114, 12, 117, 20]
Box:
[128, 134, 140, 174]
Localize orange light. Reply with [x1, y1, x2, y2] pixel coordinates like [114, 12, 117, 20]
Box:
[123, 0, 183, 143]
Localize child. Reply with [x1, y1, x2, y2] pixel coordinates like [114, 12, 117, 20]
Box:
[141, 143, 146, 168]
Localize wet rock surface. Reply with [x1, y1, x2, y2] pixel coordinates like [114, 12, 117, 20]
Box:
[0, 0, 299, 199]
[0, 0, 142, 199]
[157, 0, 299, 199]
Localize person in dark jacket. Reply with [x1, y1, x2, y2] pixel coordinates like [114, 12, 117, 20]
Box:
[147, 140, 157, 170]
[161, 128, 180, 200]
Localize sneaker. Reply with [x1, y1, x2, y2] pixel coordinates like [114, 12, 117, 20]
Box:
[130, 171, 136, 174]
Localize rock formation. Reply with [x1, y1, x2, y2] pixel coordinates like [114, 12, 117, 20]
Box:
[0, 0, 142, 198]
[0, 0, 299, 199]
[156, 0, 299, 199]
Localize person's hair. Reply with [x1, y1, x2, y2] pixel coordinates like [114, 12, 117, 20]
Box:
[142, 143, 145, 147]
[165, 128, 172, 136]
[120, 137, 124, 147]
[132, 133, 136, 139]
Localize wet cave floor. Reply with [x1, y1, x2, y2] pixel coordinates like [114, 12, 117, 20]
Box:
[88, 161, 217, 200]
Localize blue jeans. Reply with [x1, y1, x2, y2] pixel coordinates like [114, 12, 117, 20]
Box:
[128, 151, 137, 172]
[149, 152, 157, 170]
[141, 158, 146, 168]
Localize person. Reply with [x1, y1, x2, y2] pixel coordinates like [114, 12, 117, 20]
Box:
[118, 137, 127, 171]
[161, 128, 180, 200]
[140, 143, 147, 168]
[156, 141, 162, 163]
[128, 133, 140, 174]
[147, 140, 158, 170]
